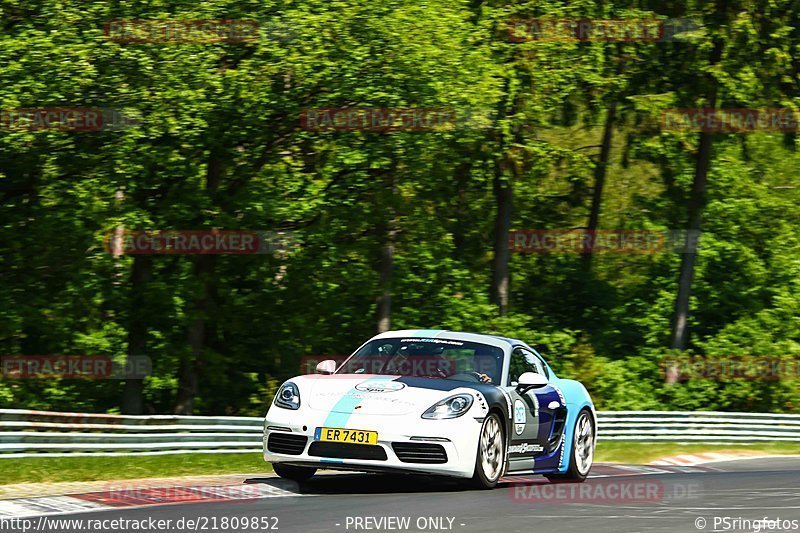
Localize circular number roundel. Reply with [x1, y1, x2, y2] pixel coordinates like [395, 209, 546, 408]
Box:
[514, 399, 526, 435]
[355, 381, 406, 393]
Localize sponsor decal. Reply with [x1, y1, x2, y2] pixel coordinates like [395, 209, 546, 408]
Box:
[355, 381, 405, 393]
[313, 391, 415, 407]
[514, 399, 526, 435]
[508, 442, 544, 454]
[548, 401, 560, 410]
[399, 338, 464, 346]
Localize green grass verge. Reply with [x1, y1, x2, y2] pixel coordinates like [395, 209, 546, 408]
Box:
[0, 453, 273, 486]
[1, 442, 798, 486]
[596, 441, 800, 465]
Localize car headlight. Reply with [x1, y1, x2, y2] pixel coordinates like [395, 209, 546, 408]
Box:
[421, 394, 474, 419]
[274, 382, 300, 410]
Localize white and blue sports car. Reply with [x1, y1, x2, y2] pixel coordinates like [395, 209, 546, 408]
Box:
[263, 330, 596, 489]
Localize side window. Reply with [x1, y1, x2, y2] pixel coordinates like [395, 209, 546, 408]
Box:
[508, 347, 538, 385]
[532, 352, 550, 379]
[523, 349, 549, 379]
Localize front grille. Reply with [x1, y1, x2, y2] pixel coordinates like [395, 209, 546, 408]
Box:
[392, 443, 448, 464]
[267, 433, 307, 455]
[308, 442, 388, 461]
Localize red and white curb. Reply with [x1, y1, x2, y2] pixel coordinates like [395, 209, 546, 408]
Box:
[0, 482, 304, 518]
[652, 452, 800, 467]
[651, 452, 755, 467]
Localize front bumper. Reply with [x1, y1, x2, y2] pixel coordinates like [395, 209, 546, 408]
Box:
[263, 407, 481, 479]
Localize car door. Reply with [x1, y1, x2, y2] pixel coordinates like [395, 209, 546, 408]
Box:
[504, 347, 564, 474]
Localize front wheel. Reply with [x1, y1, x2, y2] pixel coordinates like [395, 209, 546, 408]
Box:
[470, 413, 505, 489]
[545, 409, 595, 483]
[273, 463, 316, 482]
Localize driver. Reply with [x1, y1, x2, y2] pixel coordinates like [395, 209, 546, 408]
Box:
[466, 350, 495, 383]
[385, 343, 449, 377]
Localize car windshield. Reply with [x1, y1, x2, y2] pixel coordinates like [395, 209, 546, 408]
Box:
[337, 337, 504, 385]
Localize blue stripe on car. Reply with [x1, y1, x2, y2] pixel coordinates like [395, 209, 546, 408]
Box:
[322, 376, 396, 428]
[317, 376, 398, 465]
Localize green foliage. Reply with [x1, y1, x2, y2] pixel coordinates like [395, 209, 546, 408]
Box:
[0, 0, 798, 415]
[0, 453, 272, 486]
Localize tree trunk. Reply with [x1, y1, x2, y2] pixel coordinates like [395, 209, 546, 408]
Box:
[581, 104, 617, 270]
[669, 39, 725, 362]
[376, 170, 397, 333]
[174, 156, 223, 413]
[121, 254, 152, 414]
[376, 239, 393, 333]
[582, 54, 625, 271]
[490, 159, 513, 316]
[489, 72, 523, 317]
[452, 158, 472, 255]
[174, 255, 216, 414]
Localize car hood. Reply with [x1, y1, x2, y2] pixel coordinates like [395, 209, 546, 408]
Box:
[296, 374, 468, 416]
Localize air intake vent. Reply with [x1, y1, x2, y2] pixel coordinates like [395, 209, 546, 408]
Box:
[392, 443, 448, 464]
[548, 408, 568, 452]
[267, 433, 307, 455]
[308, 442, 388, 461]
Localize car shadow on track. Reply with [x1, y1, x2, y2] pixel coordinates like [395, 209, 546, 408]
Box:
[245, 473, 468, 495]
[243, 473, 553, 496]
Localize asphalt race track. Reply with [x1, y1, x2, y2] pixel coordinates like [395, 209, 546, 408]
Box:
[12, 457, 800, 533]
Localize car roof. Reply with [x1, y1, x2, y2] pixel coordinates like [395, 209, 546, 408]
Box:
[369, 329, 524, 350]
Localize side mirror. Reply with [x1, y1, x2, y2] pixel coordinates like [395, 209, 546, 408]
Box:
[316, 360, 337, 375]
[516, 372, 548, 393]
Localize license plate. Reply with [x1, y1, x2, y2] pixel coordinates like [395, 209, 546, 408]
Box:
[316, 427, 378, 445]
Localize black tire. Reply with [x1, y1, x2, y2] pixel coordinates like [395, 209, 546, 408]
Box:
[545, 409, 594, 483]
[273, 463, 317, 482]
[470, 413, 505, 489]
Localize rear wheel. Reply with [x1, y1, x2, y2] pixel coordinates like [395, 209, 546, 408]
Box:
[273, 463, 316, 482]
[470, 413, 505, 489]
[545, 409, 594, 482]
